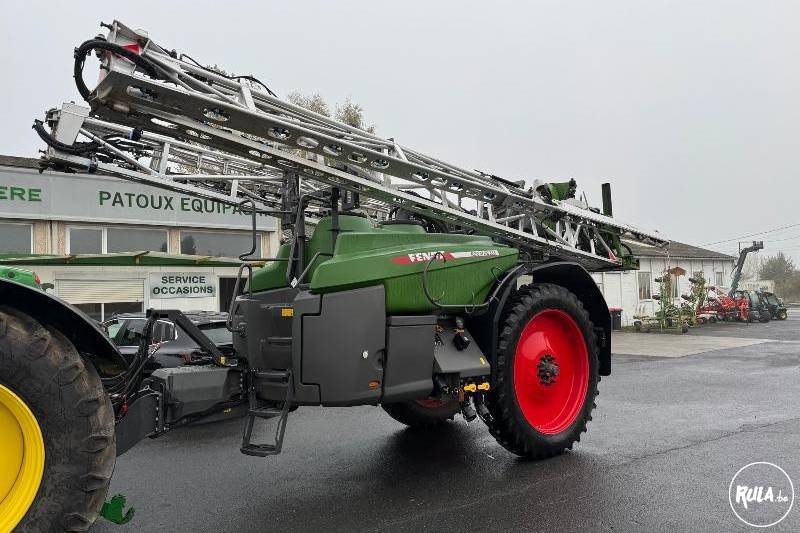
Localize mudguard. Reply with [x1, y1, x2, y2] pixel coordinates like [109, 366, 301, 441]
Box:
[0, 278, 128, 372]
[467, 261, 612, 376]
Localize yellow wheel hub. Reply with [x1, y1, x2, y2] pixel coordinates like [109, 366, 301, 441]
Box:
[0, 384, 44, 533]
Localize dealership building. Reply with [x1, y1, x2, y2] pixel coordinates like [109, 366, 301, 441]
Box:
[0, 155, 279, 321]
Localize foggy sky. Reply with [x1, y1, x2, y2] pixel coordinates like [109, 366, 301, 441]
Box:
[1, 1, 798, 264]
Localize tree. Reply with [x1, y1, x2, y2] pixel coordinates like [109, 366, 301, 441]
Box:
[759, 253, 795, 283]
[286, 92, 331, 117]
[335, 97, 375, 133]
[286, 93, 375, 134]
[759, 252, 800, 302]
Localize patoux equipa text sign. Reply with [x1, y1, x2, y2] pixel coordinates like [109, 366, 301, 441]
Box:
[149, 273, 216, 298]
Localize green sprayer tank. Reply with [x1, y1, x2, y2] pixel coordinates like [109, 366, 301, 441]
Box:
[250, 215, 518, 313]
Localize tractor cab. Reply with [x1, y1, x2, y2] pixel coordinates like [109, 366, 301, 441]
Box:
[761, 291, 788, 320]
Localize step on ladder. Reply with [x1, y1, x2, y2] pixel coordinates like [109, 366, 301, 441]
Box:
[241, 370, 293, 457]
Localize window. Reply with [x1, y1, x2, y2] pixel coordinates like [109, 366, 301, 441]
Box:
[104, 317, 173, 346]
[672, 277, 679, 298]
[637, 271, 652, 300]
[76, 301, 143, 322]
[107, 228, 168, 253]
[105, 301, 145, 318]
[180, 230, 261, 258]
[715, 272, 725, 287]
[68, 226, 169, 254]
[0, 222, 32, 254]
[68, 227, 102, 254]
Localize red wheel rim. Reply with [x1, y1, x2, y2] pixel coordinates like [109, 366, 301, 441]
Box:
[513, 309, 589, 435]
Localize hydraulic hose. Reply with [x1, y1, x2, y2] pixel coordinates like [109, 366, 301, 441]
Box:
[73, 38, 159, 101]
[32, 119, 99, 154]
[33, 120, 143, 157]
[180, 53, 278, 97]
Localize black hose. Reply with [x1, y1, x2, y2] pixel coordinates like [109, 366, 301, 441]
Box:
[73, 39, 159, 101]
[234, 75, 277, 97]
[32, 119, 99, 154]
[180, 53, 277, 96]
[33, 120, 146, 159]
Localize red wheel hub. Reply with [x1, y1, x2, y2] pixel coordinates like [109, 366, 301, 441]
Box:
[513, 309, 589, 435]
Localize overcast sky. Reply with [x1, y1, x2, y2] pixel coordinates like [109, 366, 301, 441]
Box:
[1, 1, 798, 263]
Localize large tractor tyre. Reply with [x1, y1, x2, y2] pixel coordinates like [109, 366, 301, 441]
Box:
[759, 312, 771, 323]
[485, 284, 599, 459]
[382, 399, 461, 429]
[0, 307, 116, 532]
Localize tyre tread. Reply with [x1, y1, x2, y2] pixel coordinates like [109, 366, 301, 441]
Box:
[0, 307, 115, 532]
[484, 284, 601, 459]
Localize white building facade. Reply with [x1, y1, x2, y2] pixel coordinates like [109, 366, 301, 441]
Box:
[591, 240, 736, 327]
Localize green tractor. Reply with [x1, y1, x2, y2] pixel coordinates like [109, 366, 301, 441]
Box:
[0, 266, 42, 290]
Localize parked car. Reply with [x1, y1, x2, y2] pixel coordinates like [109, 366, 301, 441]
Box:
[102, 311, 234, 375]
[761, 291, 788, 320]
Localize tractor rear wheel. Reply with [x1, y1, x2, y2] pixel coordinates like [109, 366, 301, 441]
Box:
[382, 398, 460, 429]
[485, 284, 599, 459]
[0, 307, 116, 532]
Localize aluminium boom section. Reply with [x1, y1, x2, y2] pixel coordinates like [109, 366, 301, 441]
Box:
[57, 20, 668, 271]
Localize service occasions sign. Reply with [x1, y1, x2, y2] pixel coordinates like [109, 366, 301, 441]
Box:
[149, 272, 216, 299]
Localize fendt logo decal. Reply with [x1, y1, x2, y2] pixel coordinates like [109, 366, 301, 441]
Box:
[391, 249, 500, 264]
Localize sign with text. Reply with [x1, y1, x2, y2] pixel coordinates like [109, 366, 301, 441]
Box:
[149, 273, 216, 299]
[0, 165, 277, 231]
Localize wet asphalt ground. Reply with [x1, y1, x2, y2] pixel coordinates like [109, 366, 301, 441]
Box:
[94, 311, 800, 533]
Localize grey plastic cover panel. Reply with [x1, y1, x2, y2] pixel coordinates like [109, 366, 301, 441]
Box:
[301, 285, 386, 406]
[383, 321, 435, 402]
[434, 327, 492, 378]
[287, 290, 322, 404]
